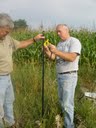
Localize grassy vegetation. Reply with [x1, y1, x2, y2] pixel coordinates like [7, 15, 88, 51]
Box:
[11, 28, 96, 128]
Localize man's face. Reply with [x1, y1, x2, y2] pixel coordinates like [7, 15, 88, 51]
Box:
[56, 26, 68, 41]
[0, 26, 11, 39]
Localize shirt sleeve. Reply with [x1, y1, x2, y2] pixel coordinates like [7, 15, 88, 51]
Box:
[69, 39, 81, 54]
[11, 37, 20, 51]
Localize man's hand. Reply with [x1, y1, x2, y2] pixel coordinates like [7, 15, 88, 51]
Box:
[43, 45, 50, 53]
[48, 44, 57, 54]
[34, 34, 45, 42]
[43, 43, 56, 60]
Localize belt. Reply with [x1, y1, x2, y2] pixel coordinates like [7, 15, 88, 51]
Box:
[58, 70, 77, 74]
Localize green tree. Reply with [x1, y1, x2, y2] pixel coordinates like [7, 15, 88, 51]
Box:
[14, 19, 28, 29]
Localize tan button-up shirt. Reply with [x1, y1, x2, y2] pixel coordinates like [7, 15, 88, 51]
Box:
[0, 35, 20, 75]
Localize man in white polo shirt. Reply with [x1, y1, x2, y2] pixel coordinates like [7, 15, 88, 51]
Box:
[44, 24, 81, 128]
[0, 13, 44, 128]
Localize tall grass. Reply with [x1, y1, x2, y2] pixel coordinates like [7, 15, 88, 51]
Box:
[12, 62, 60, 128]
[12, 62, 96, 128]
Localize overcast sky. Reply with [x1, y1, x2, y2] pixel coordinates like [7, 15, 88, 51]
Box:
[0, 0, 96, 29]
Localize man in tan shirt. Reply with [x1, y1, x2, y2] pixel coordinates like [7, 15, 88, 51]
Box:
[0, 13, 44, 128]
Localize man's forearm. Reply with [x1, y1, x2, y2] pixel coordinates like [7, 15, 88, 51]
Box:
[18, 38, 36, 49]
[53, 49, 77, 62]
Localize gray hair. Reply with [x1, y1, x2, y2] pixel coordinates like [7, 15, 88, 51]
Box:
[56, 24, 69, 29]
[56, 24, 69, 32]
[0, 13, 14, 29]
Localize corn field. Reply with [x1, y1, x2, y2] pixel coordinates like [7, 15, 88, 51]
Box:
[12, 28, 96, 68]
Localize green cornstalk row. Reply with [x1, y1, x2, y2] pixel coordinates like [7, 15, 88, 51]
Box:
[12, 28, 96, 68]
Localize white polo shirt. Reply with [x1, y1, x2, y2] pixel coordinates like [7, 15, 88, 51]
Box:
[56, 37, 81, 73]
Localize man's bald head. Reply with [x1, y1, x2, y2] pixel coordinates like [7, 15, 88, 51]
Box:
[56, 24, 70, 41]
[56, 24, 69, 32]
